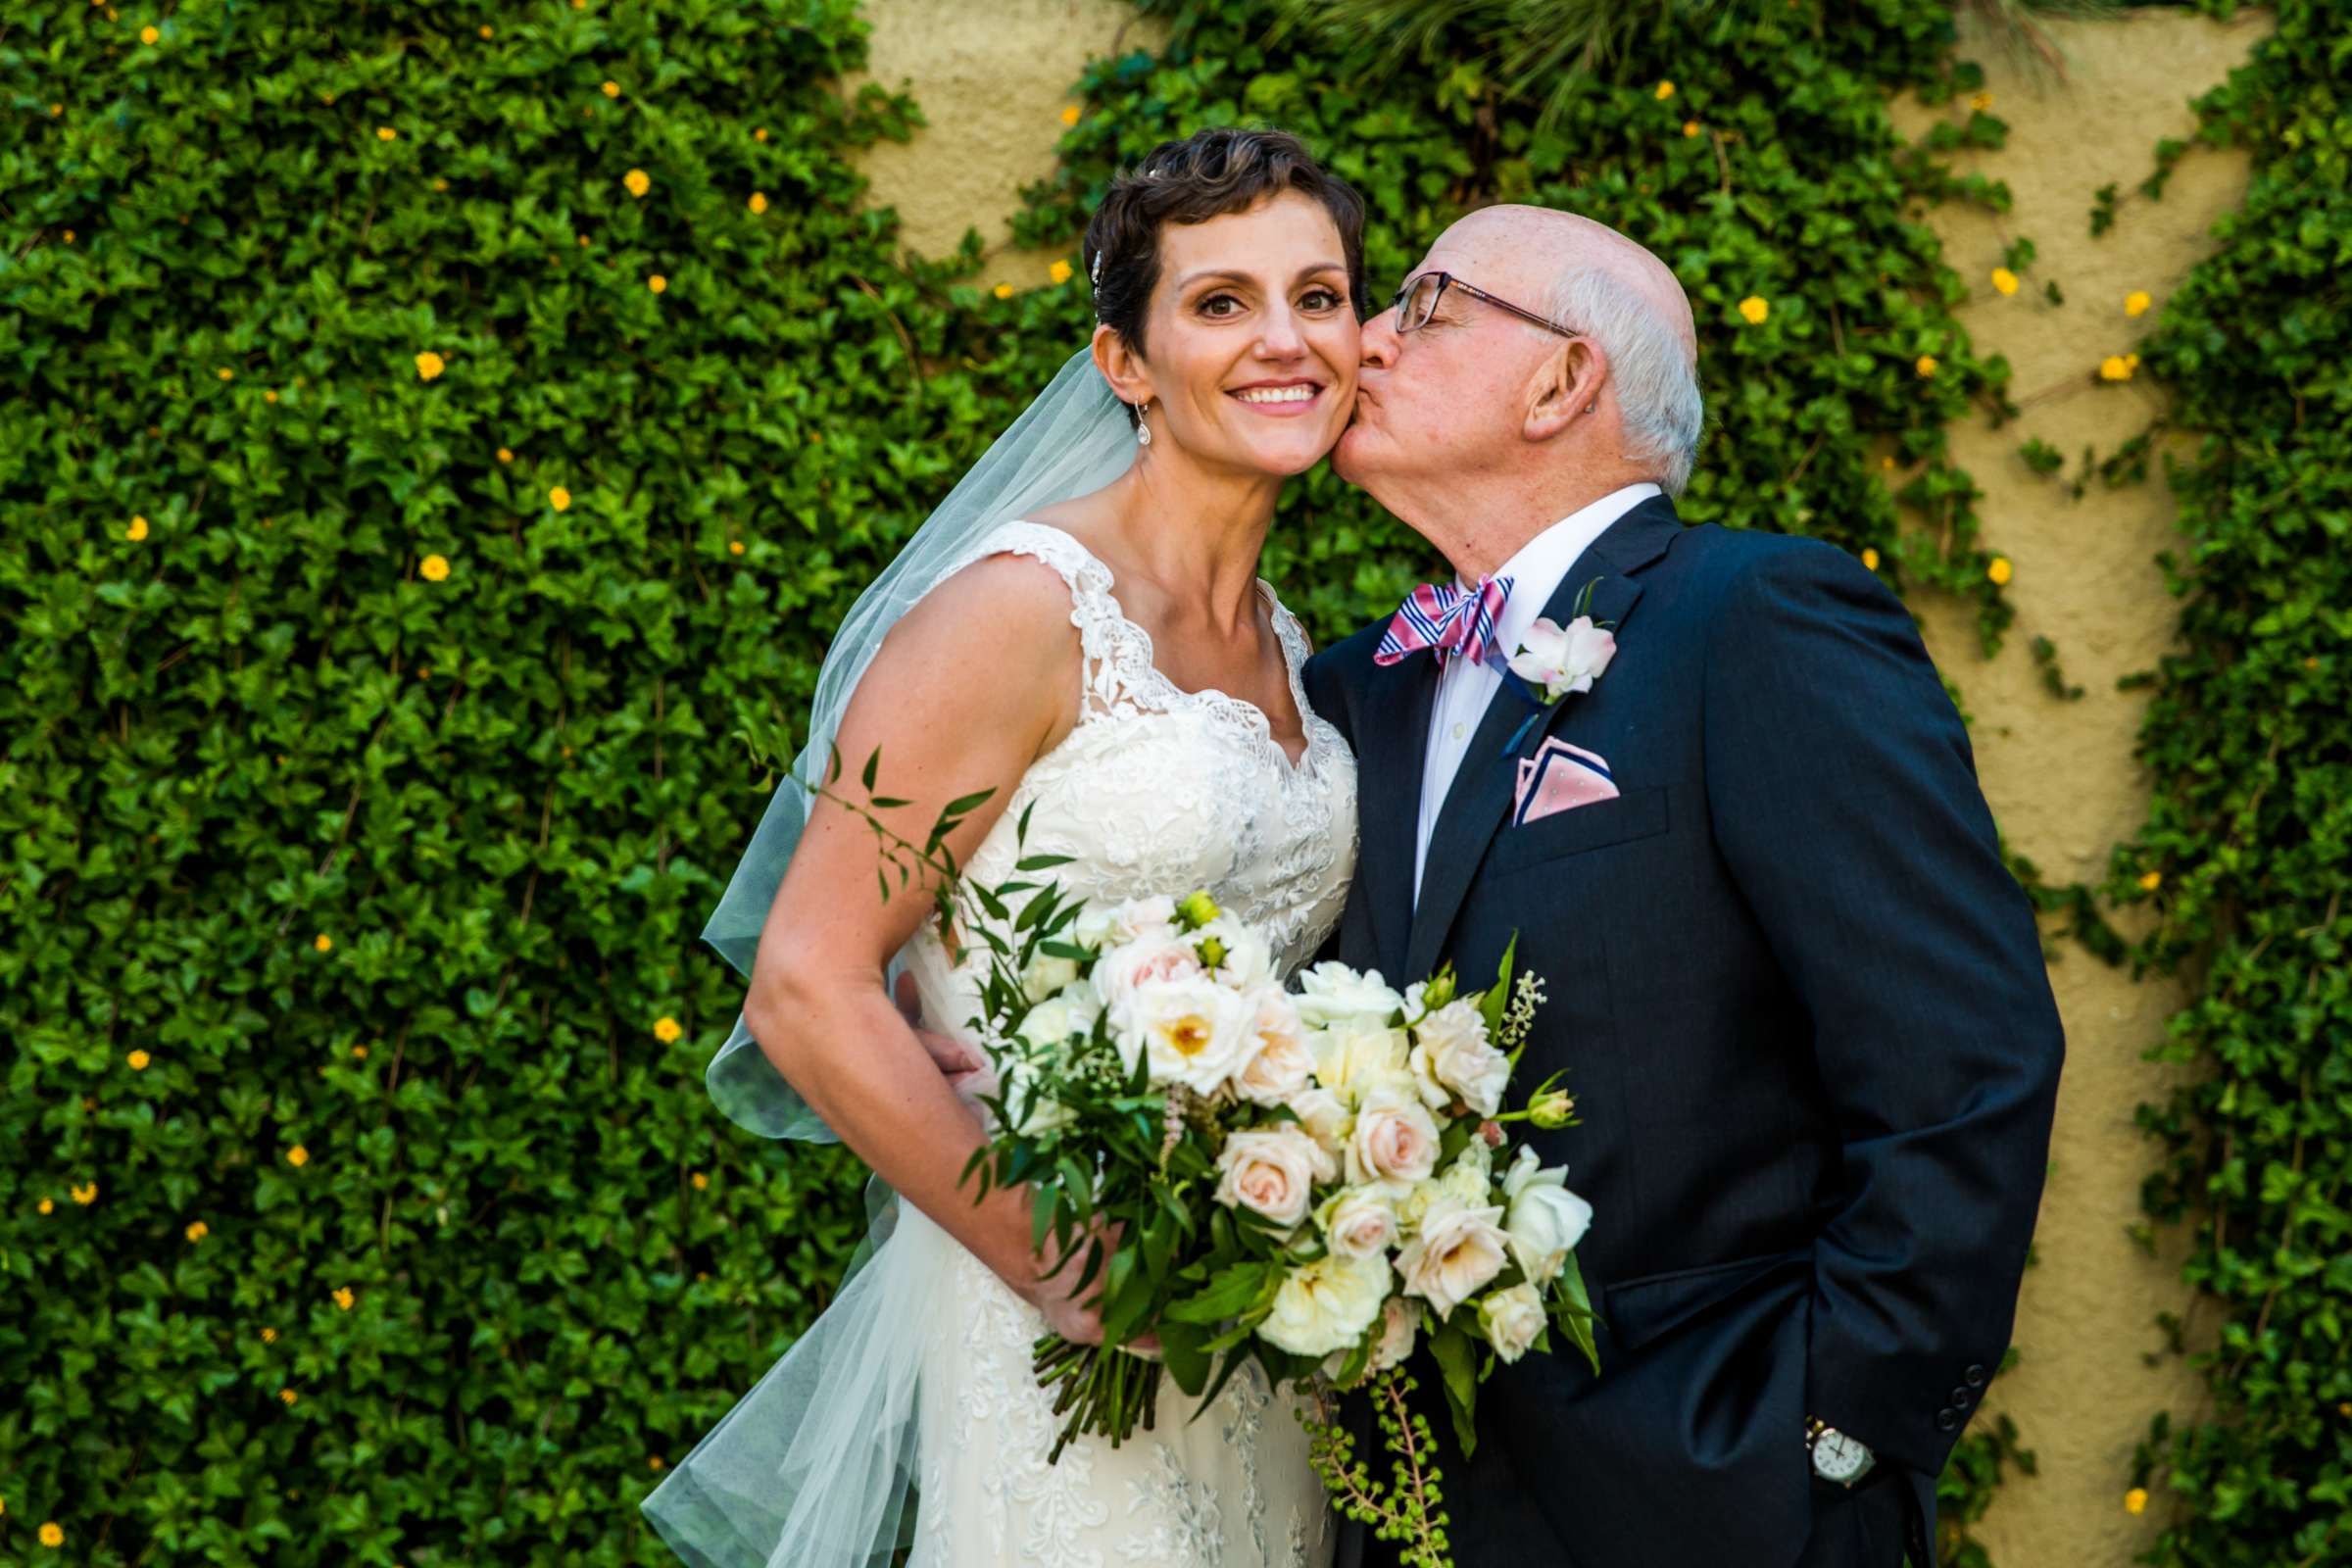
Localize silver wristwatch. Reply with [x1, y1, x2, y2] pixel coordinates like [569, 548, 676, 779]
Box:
[1804, 1416, 1877, 1487]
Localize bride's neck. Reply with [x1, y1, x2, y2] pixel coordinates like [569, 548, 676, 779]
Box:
[1101, 456, 1282, 632]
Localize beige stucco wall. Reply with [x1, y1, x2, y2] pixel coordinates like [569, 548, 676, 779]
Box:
[846, 6, 2267, 1562]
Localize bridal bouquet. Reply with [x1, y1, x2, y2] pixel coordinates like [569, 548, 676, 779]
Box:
[942, 813, 1598, 1567]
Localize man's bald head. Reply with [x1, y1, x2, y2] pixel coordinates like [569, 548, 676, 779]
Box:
[1449, 206, 1696, 359]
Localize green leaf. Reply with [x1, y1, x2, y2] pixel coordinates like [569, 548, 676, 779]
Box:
[1429, 1318, 1482, 1458]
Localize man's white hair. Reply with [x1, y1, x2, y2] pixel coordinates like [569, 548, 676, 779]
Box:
[1536, 265, 1705, 496]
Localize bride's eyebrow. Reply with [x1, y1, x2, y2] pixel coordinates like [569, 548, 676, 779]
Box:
[1174, 264, 1349, 291]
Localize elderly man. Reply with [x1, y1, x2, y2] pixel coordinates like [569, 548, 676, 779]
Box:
[1302, 205, 2065, 1568]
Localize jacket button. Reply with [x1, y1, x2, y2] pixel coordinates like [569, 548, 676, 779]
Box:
[1936, 1408, 1960, 1432]
[1965, 1364, 1986, 1387]
[1949, 1387, 1973, 1406]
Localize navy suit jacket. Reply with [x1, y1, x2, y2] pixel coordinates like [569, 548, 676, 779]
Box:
[1301, 495, 2064, 1568]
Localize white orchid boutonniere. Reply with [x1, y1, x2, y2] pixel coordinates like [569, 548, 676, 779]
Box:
[1506, 613, 1617, 704]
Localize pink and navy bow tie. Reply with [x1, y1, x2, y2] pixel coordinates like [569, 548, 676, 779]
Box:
[1373, 574, 1515, 668]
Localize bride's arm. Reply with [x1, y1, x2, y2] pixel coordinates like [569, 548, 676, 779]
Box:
[741, 555, 1100, 1335]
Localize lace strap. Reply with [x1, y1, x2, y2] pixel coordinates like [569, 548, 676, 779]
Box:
[936, 519, 1156, 718]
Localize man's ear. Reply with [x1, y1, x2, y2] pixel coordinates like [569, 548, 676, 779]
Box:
[1524, 337, 1606, 442]
[1092, 324, 1155, 409]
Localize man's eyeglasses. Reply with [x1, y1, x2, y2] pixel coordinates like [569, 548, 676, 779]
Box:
[1387, 270, 1580, 339]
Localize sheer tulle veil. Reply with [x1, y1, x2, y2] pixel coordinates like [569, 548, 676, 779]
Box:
[641, 348, 1137, 1568]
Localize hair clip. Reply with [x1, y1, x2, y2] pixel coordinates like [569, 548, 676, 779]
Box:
[1089, 251, 1104, 290]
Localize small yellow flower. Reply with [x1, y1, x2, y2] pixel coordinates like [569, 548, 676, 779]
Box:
[1881, 455, 1896, 469]
[1737, 296, 1768, 325]
[649, 1455, 666, 1471]
[419, 554, 450, 581]
[1861, 548, 1881, 571]
[185, 1220, 208, 1242]
[218, 368, 234, 381]
[1049, 259, 1074, 286]
[1683, 120, 1700, 138]
[578, 233, 592, 247]
[432, 177, 449, 192]
[692, 1171, 710, 1190]
[2124, 1488, 2147, 1514]
[2137, 870, 2163, 892]
[279, 1388, 298, 1406]
[727, 540, 746, 556]
[376, 126, 397, 142]
[2127, 353, 2141, 369]
[40, 1522, 65, 1547]
[261, 1326, 277, 1343]
[265, 389, 278, 403]
[754, 127, 768, 142]
[126, 514, 150, 542]
[332, 1287, 355, 1310]
[1059, 104, 1081, 127]
[497, 447, 514, 464]
[1971, 91, 1993, 112]
[128, 1050, 151, 1070]
[748, 191, 769, 215]
[287, 1144, 310, 1167]
[648, 273, 667, 294]
[2125, 290, 2151, 317]
[415, 351, 445, 381]
[139, 24, 158, 43]
[1654, 80, 1675, 100]
[38, 1197, 54, 1214]
[353, 1043, 369, 1058]
[1990, 267, 2019, 296]
[72, 1183, 98, 1205]
[1987, 556, 2013, 586]
[1915, 355, 1938, 378]
[64, 229, 75, 243]
[654, 1016, 683, 1044]
[315, 933, 333, 952]
[623, 168, 651, 198]
[2099, 356, 2134, 382]
[993, 282, 1014, 300]
[602, 80, 620, 98]
[479, 24, 493, 37]
[549, 485, 572, 512]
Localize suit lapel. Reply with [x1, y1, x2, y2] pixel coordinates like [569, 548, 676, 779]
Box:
[1401, 497, 1684, 981]
[1351, 651, 1438, 981]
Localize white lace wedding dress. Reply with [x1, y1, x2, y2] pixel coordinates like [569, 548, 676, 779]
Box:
[897, 521, 1356, 1567]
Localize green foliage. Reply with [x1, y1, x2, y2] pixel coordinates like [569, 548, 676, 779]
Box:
[2101, 0, 2352, 1561]
[0, 0, 2036, 1560]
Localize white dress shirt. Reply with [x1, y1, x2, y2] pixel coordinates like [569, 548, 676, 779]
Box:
[1413, 482, 1663, 903]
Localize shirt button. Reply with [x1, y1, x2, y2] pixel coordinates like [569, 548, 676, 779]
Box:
[1451, 722, 1466, 741]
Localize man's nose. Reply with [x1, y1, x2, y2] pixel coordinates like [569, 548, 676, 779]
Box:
[1358, 312, 1399, 369]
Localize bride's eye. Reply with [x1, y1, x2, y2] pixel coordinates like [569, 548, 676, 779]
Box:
[1197, 292, 1245, 318]
[1298, 286, 1346, 313]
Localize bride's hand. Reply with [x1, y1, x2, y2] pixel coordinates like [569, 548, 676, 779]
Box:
[894, 973, 996, 1104]
[1020, 1217, 1159, 1355]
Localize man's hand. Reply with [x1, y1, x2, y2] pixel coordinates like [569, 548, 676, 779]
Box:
[895, 973, 993, 1102]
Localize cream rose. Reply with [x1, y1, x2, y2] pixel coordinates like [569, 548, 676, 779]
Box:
[1285, 1085, 1352, 1163]
[1259, 1250, 1393, 1358]
[1319, 1184, 1401, 1259]
[1126, 974, 1253, 1094]
[1312, 1016, 1412, 1106]
[1095, 934, 1204, 1029]
[1020, 952, 1082, 1005]
[1396, 1196, 1510, 1320]
[1501, 1145, 1593, 1283]
[1294, 962, 1407, 1030]
[1414, 1000, 1510, 1118]
[1478, 1281, 1547, 1363]
[1233, 989, 1315, 1106]
[1368, 1293, 1421, 1373]
[1213, 1125, 1336, 1228]
[1075, 894, 1178, 951]
[1346, 1086, 1442, 1187]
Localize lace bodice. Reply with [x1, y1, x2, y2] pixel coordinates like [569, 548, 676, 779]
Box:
[904, 519, 1358, 1035]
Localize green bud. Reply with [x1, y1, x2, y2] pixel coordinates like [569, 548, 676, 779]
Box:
[1528, 1089, 1576, 1129]
[1175, 890, 1220, 928]
[1419, 967, 1456, 1010]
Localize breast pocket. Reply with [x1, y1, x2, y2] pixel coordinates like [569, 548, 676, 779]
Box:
[1485, 784, 1670, 878]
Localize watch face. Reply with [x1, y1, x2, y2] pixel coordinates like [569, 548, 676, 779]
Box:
[1812, 1429, 1870, 1483]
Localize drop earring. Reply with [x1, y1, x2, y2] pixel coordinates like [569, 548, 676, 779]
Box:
[1135, 401, 1152, 447]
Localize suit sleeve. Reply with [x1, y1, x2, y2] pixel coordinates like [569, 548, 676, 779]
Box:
[1700, 540, 2064, 1480]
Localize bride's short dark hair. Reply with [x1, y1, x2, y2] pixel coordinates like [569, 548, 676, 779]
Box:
[1083, 126, 1366, 415]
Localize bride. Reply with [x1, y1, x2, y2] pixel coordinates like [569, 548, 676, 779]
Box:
[644, 127, 1365, 1567]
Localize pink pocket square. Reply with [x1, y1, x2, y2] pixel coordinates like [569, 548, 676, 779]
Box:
[1513, 738, 1620, 825]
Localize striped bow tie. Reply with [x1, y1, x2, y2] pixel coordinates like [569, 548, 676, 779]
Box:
[1373, 574, 1515, 668]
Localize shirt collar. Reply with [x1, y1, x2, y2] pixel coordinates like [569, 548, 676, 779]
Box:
[1480, 482, 1662, 656]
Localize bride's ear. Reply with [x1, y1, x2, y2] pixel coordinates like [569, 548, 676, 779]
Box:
[1092, 324, 1155, 410]
[1524, 337, 1606, 443]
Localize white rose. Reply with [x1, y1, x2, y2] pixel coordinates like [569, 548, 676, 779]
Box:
[1312, 1017, 1411, 1107]
[1501, 1147, 1592, 1283]
[1015, 993, 1098, 1052]
[1414, 1000, 1510, 1118]
[1089, 894, 1179, 946]
[1233, 989, 1315, 1106]
[1285, 1085, 1352, 1162]
[1214, 1125, 1336, 1228]
[1346, 1085, 1442, 1187]
[1192, 916, 1275, 990]
[1259, 1250, 1393, 1358]
[1095, 936, 1204, 1033]
[1019, 952, 1082, 1004]
[1319, 1185, 1400, 1259]
[1126, 975, 1255, 1094]
[1294, 962, 1407, 1030]
[1396, 1197, 1510, 1320]
[1368, 1294, 1421, 1373]
[1506, 613, 1617, 702]
[1435, 1141, 1494, 1208]
[1478, 1281, 1547, 1363]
